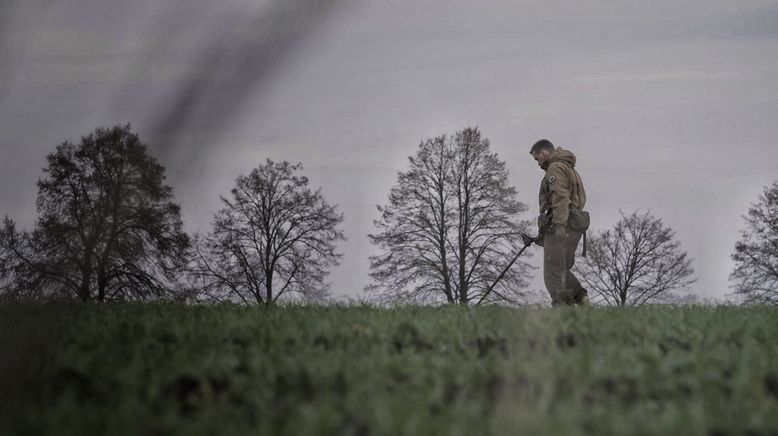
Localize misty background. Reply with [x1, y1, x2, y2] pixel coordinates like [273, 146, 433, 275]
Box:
[2, 0, 777, 302]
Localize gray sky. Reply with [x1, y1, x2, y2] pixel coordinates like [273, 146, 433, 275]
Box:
[2, 0, 777, 302]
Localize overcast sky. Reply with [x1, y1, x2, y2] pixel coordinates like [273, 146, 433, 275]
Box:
[1, 0, 777, 302]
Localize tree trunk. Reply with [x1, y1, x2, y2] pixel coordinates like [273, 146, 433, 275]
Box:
[440, 248, 454, 303]
[97, 273, 107, 302]
[438, 214, 453, 303]
[265, 269, 273, 306]
[458, 239, 468, 305]
[78, 268, 91, 301]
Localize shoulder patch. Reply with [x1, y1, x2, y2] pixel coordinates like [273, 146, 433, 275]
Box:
[548, 175, 556, 184]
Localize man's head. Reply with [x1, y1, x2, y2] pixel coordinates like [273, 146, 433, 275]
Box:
[530, 139, 555, 169]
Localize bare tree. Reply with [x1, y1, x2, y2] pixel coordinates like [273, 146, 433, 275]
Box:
[191, 160, 345, 305]
[574, 211, 695, 305]
[367, 127, 531, 305]
[367, 135, 456, 303]
[730, 181, 778, 304]
[0, 125, 191, 301]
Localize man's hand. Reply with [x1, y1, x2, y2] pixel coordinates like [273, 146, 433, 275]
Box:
[521, 232, 545, 247]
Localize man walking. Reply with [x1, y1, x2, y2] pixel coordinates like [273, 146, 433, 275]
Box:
[529, 139, 590, 306]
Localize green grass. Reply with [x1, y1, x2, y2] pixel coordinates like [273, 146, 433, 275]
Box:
[1, 303, 777, 435]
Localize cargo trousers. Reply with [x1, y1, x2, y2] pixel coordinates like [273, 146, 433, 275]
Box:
[543, 224, 586, 306]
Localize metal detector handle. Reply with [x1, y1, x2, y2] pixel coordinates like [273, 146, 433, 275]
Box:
[476, 242, 530, 305]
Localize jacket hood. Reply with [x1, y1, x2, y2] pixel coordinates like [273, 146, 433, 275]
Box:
[543, 147, 576, 170]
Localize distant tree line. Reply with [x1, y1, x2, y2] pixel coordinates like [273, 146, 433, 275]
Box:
[0, 125, 344, 304]
[1, 124, 774, 305]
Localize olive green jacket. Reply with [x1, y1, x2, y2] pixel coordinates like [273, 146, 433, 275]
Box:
[539, 148, 587, 226]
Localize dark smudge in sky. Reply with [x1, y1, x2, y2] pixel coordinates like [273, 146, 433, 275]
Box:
[110, 0, 350, 174]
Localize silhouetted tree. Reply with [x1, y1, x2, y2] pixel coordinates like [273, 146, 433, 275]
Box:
[575, 211, 695, 305]
[731, 181, 778, 304]
[191, 160, 345, 305]
[0, 125, 190, 301]
[367, 127, 531, 305]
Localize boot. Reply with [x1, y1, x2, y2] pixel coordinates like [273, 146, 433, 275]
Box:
[551, 289, 575, 306]
[574, 288, 590, 306]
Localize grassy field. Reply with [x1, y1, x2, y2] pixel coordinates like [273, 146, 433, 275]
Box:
[1, 303, 777, 436]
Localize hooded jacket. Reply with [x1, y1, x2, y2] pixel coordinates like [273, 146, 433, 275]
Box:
[539, 148, 586, 226]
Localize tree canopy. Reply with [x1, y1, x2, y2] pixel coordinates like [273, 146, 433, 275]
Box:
[191, 160, 345, 305]
[0, 125, 190, 301]
[731, 181, 778, 304]
[367, 127, 531, 305]
[574, 210, 695, 306]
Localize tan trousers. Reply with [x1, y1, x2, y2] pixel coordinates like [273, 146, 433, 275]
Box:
[543, 225, 584, 306]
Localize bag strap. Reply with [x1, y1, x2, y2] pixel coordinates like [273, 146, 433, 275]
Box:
[567, 166, 585, 212]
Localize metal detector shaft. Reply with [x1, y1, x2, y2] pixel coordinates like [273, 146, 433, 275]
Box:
[476, 240, 531, 305]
